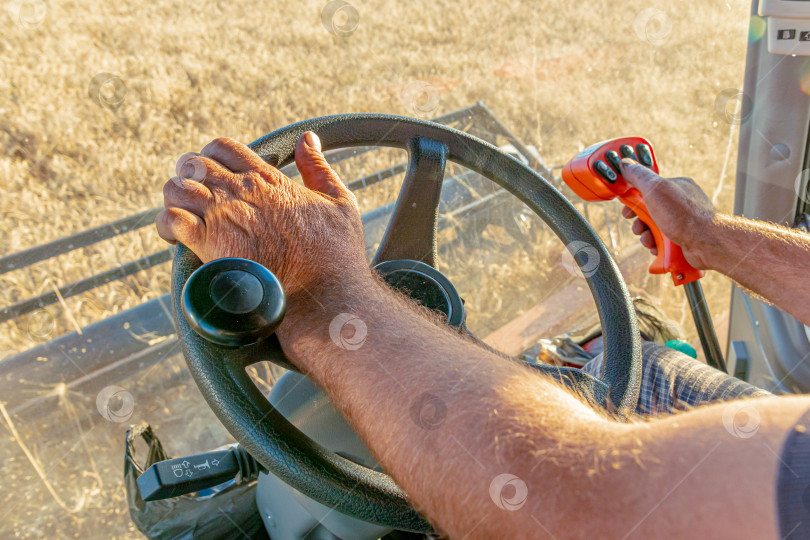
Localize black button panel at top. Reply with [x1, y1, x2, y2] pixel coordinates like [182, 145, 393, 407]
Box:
[636, 144, 653, 167]
[594, 160, 617, 183]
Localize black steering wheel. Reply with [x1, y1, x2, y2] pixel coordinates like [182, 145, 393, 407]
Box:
[171, 114, 642, 533]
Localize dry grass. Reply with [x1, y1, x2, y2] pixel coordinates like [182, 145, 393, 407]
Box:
[0, 0, 752, 537]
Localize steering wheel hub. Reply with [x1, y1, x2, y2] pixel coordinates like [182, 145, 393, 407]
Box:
[210, 270, 264, 314]
[374, 259, 466, 328]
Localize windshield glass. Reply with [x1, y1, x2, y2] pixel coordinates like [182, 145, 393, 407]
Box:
[1, 1, 752, 537]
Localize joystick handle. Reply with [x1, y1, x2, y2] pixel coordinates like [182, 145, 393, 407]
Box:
[561, 136, 704, 286]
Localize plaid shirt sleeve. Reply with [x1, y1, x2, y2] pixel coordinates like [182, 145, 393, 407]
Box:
[582, 341, 773, 416]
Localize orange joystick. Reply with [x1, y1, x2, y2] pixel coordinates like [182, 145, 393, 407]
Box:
[561, 137, 704, 286]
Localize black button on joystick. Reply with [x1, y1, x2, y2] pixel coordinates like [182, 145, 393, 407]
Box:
[181, 258, 286, 348]
[619, 144, 638, 162]
[594, 160, 617, 183]
[605, 150, 622, 174]
[636, 144, 653, 167]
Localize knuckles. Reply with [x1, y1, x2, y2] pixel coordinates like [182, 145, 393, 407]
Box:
[163, 149, 368, 292]
[203, 136, 240, 155]
[164, 177, 209, 200]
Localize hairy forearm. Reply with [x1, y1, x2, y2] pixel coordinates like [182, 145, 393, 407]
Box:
[700, 214, 810, 325]
[278, 274, 616, 537]
[276, 274, 801, 539]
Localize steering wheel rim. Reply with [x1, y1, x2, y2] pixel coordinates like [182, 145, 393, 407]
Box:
[171, 114, 642, 533]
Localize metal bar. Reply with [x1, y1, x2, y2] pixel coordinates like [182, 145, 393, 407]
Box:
[684, 280, 727, 372]
[0, 249, 173, 323]
[439, 189, 511, 224]
[347, 162, 408, 191]
[8, 336, 181, 421]
[0, 169, 474, 318]
[474, 101, 555, 179]
[0, 208, 162, 275]
[0, 295, 175, 389]
[31, 360, 191, 439]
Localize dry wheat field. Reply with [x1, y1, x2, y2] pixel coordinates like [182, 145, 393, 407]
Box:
[1, 0, 753, 537]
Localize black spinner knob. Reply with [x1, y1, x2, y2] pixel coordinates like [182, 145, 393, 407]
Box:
[181, 258, 286, 347]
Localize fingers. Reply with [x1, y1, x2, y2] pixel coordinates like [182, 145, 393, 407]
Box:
[619, 159, 666, 255]
[164, 177, 212, 216]
[621, 205, 636, 219]
[632, 218, 647, 236]
[155, 207, 206, 249]
[201, 137, 269, 174]
[295, 131, 350, 200]
[631, 217, 657, 254]
[640, 229, 658, 254]
[176, 153, 237, 187]
[620, 158, 660, 195]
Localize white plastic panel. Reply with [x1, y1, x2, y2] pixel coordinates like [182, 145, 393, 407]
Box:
[766, 17, 810, 54]
[760, 0, 810, 18]
[255, 372, 393, 540]
[759, 0, 810, 54]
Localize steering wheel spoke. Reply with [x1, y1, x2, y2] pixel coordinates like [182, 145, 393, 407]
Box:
[372, 137, 448, 267]
[229, 335, 299, 372]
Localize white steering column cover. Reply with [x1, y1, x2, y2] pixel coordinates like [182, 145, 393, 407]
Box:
[256, 372, 392, 540]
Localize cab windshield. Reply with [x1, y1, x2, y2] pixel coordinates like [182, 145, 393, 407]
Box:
[0, 2, 752, 537]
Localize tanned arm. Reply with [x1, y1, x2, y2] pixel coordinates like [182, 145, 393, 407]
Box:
[620, 159, 810, 326]
[157, 135, 810, 539]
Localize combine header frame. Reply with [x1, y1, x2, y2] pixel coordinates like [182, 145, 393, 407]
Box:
[0, 103, 605, 425]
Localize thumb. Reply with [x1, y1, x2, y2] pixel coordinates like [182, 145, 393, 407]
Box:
[295, 131, 348, 200]
[620, 158, 660, 195]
